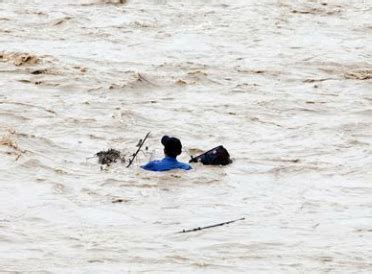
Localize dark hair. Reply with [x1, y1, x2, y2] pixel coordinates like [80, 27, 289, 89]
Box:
[161, 135, 182, 158]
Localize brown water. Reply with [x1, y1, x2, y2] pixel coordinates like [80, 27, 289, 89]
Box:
[0, 0, 371, 272]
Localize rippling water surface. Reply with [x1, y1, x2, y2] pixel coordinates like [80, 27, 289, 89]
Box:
[0, 0, 371, 272]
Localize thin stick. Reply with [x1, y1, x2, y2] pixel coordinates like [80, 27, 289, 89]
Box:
[178, 217, 245, 234]
[126, 132, 151, 168]
[0, 101, 56, 114]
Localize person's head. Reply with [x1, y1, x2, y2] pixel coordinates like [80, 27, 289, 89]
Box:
[161, 135, 182, 158]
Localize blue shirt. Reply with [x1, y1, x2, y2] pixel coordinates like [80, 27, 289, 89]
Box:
[141, 156, 192, 172]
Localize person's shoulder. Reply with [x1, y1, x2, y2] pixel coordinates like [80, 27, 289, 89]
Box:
[141, 160, 161, 171]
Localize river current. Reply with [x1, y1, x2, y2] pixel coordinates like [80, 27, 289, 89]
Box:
[0, 0, 371, 272]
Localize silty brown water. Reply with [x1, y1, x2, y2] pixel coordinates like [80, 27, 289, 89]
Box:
[0, 0, 371, 272]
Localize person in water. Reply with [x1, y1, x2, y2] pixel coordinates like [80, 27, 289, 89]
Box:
[141, 135, 192, 172]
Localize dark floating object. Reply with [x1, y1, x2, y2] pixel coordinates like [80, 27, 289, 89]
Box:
[31, 69, 47, 75]
[189, 145, 232, 165]
[96, 149, 124, 166]
[112, 198, 125, 203]
[179, 217, 245, 234]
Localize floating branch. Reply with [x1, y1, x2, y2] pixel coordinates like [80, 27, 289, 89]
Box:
[96, 148, 124, 166]
[178, 217, 245, 234]
[0, 101, 56, 114]
[126, 132, 151, 168]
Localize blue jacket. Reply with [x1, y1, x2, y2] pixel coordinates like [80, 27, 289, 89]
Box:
[141, 156, 192, 172]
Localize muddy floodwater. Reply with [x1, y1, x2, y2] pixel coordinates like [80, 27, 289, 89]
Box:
[0, 0, 371, 272]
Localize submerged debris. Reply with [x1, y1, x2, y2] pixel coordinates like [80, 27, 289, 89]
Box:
[96, 149, 124, 165]
[31, 69, 48, 75]
[0, 130, 26, 160]
[344, 69, 372, 80]
[112, 198, 130, 204]
[0, 52, 40, 66]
